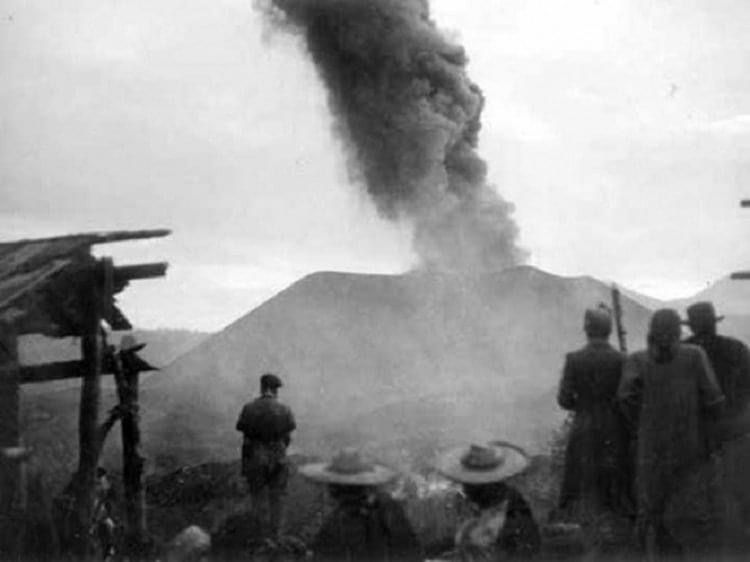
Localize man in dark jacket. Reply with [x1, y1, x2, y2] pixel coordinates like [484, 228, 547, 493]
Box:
[684, 301, 750, 552]
[618, 309, 724, 557]
[236, 373, 296, 538]
[557, 306, 631, 520]
[683, 301, 750, 439]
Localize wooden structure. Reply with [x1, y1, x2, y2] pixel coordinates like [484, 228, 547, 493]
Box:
[0, 229, 169, 557]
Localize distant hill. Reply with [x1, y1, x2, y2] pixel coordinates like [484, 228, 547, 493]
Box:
[621, 277, 750, 346]
[137, 266, 652, 471]
[672, 276, 750, 315]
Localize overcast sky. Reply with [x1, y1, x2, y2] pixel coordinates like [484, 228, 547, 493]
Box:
[2, 0, 749, 331]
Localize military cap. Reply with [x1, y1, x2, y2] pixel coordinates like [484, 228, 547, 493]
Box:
[260, 373, 283, 389]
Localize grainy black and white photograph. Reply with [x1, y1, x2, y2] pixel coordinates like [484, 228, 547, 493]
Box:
[1, 0, 749, 560]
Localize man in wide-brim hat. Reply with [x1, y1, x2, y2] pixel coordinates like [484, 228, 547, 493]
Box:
[683, 301, 750, 434]
[683, 301, 750, 552]
[299, 448, 422, 562]
[435, 442, 541, 560]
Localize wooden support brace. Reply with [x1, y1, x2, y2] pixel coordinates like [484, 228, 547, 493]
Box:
[19, 354, 156, 384]
[114, 262, 168, 283]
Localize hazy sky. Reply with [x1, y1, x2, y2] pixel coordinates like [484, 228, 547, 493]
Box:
[2, 0, 749, 331]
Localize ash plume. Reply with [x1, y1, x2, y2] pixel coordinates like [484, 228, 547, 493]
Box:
[261, 0, 526, 271]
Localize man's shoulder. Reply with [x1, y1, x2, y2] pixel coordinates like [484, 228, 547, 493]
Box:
[680, 342, 706, 356]
[624, 349, 649, 367]
[717, 334, 750, 353]
[677, 343, 713, 367]
[568, 342, 623, 363]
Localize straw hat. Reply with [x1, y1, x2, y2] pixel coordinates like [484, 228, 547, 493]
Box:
[299, 448, 396, 486]
[436, 442, 529, 484]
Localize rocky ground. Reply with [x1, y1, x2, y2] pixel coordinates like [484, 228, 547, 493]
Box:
[143, 452, 561, 560]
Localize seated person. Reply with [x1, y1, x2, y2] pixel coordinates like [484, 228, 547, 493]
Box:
[299, 448, 422, 562]
[435, 442, 541, 560]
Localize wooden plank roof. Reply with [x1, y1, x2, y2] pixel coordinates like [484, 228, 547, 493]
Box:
[0, 229, 170, 330]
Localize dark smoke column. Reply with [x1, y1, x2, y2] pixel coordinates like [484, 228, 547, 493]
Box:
[262, 0, 526, 271]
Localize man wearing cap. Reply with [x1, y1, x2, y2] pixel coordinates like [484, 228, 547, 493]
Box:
[618, 309, 724, 557]
[299, 448, 422, 562]
[684, 301, 750, 552]
[556, 306, 631, 520]
[436, 441, 541, 560]
[236, 373, 296, 538]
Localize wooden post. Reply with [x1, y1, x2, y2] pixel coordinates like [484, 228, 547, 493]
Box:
[73, 266, 104, 557]
[0, 327, 20, 556]
[115, 350, 148, 552]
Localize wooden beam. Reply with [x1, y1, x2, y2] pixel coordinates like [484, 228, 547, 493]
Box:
[0, 229, 171, 249]
[114, 262, 168, 283]
[20, 355, 157, 384]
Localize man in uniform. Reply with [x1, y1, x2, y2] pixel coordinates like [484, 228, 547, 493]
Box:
[236, 373, 296, 538]
[683, 301, 750, 552]
[556, 306, 631, 522]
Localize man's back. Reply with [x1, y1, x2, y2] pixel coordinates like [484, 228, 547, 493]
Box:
[622, 344, 723, 468]
[685, 333, 750, 418]
[236, 395, 296, 444]
[558, 341, 625, 411]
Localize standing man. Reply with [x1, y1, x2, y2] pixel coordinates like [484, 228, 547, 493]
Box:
[556, 306, 631, 522]
[683, 301, 750, 552]
[236, 373, 296, 539]
[683, 301, 750, 438]
[618, 309, 724, 558]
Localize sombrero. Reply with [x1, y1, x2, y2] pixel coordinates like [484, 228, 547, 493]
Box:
[299, 448, 396, 486]
[436, 442, 530, 484]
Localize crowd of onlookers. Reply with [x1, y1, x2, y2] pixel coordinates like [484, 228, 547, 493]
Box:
[556, 301, 750, 559]
[234, 300, 750, 561]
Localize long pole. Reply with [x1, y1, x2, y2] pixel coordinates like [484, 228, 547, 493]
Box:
[611, 284, 628, 353]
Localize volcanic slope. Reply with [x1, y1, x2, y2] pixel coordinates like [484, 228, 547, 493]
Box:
[141, 266, 651, 469]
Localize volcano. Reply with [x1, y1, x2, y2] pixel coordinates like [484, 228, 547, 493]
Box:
[138, 266, 652, 470]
